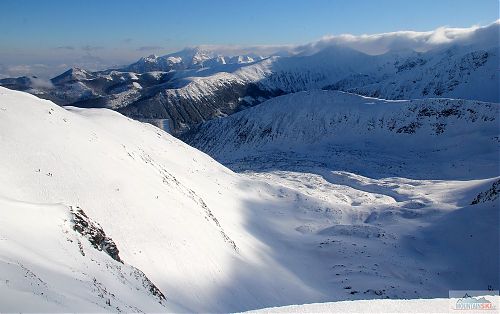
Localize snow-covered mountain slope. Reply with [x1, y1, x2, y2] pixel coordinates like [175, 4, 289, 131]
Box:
[51, 67, 97, 84]
[1, 22, 497, 135]
[184, 90, 499, 180]
[1, 88, 499, 312]
[1, 86, 319, 312]
[125, 44, 498, 135]
[116, 41, 499, 134]
[124, 47, 264, 73]
[181, 89, 499, 311]
[0, 197, 167, 312]
[245, 295, 500, 313]
[341, 46, 499, 102]
[116, 21, 498, 132]
[171, 42, 499, 105]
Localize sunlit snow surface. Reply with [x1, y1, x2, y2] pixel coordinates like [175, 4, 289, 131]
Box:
[0, 87, 498, 312]
[245, 296, 500, 313]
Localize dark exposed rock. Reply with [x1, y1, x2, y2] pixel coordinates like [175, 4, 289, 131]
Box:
[70, 206, 122, 263]
[396, 56, 427, 73]
[130, 268, 167, 302]
[396, 122, 422, 134]
[70, 206, 167, 303]
[471, 180, 500, 205]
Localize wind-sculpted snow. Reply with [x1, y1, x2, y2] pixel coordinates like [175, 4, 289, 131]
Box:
[1, 88, 498, 312]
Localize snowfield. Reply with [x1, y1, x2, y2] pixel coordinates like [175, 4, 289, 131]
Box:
[245, 295, 500, 313]
[0, 87, 498, 312]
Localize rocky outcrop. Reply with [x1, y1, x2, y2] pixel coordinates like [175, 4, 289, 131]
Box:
[70, 206, 167, 302]
[70, 206, 122, 262]
[471, 180, 500, 205]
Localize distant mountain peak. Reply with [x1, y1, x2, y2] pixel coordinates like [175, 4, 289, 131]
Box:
[51, 67, 94, 84]
[144, 54, 159, 61]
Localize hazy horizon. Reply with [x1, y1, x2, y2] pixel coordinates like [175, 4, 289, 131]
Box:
[0, 0, 498, 78]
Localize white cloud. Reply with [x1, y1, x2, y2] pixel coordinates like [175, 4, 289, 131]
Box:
[0, 63, 75, 80]
[29, 77, 54, 89]
[297, 20, 499, 55]
[182, 44, 297, 57]
[137, 46, 165, 51]
[162, 20, 498, 58]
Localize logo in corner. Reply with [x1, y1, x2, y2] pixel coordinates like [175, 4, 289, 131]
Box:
[450, 290, 498, 311]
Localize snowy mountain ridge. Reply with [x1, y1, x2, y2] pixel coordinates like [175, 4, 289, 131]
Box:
[1, 21, 498, 135]
[184, 90, 499, 179]
[124, 46, 264, 73]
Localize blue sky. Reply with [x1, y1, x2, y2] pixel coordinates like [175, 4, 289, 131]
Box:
[0, 0, 498, 77]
